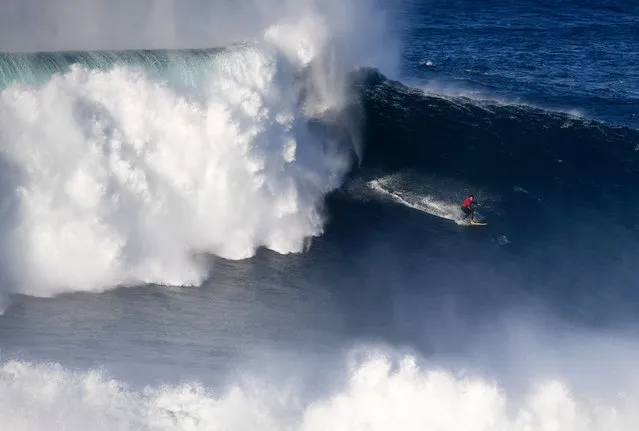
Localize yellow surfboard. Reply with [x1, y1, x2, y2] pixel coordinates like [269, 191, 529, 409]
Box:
[470, 220, 487, 226]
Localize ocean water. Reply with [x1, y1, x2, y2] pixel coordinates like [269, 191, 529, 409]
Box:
[1, 0, 639, 429]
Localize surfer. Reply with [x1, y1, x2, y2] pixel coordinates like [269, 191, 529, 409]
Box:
[461, 194, 480, 222]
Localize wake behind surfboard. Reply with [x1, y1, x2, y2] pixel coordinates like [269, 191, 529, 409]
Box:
[365, 177, 489, 227]
[367, 178, 466, 224]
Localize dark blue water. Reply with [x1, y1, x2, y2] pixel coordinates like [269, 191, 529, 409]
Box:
[400, 0, 639, 127]
[342, 0, 639, 328]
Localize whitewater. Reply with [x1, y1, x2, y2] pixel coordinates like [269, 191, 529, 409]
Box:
[0, 0, 397, 297]
[3, 351, 638, 431]
[0, 44, 346, 294]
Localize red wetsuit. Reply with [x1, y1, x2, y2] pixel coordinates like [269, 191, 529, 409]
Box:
[462, 196, 474, 208]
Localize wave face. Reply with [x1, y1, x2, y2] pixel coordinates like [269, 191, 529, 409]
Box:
[356, 70, 639, 191]
[352, 70, 639, 230]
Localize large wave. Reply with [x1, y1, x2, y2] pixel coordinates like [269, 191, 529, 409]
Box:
[1, 0, 637, 304]
[0, 0, 399, 299]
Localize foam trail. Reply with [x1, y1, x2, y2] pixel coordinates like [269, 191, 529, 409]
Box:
[1, 354, 636, 431]
[367, 176, 470, 225]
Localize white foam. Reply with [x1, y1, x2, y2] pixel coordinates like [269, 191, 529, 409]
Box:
[0, 42, 352, 296]
[0, 0, 402, 298]
[1, 354, 636, 431]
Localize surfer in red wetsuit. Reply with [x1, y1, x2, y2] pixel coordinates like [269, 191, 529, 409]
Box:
[461, 194, 480, 221]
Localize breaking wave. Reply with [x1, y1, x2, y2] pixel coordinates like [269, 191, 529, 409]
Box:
[1, 352, 636, 431]
[0, 1, 395, 298]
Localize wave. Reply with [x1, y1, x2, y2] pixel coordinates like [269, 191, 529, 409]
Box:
[0, 42, 360, 298]
[1, 351, 636, 431]
[0, 0, 402, 301]
[1, 15, 638, 300]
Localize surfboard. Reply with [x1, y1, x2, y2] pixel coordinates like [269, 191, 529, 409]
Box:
[470, 220, 487, 226]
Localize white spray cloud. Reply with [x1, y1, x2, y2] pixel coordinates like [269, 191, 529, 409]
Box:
[0, 0, 399, 68]
[1, 353, 636, 431]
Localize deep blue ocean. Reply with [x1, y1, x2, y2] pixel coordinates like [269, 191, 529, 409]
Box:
[0, 0, 638, 429]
